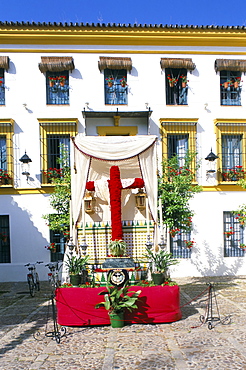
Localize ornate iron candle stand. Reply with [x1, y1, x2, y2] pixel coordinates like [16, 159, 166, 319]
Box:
[200, 283, 231, 330]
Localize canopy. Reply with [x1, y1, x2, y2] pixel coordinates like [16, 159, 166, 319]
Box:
[71, 135, 158, 240]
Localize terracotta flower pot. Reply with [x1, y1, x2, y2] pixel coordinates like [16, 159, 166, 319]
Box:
[60, 81, 65, 87]
[49, 81, 54, 87]
[234, 81, 239, 88]
[107, 82, 113, 87]
[224, 82, 229, 89]
[169, 82, 174, 87]
[182, 82, 187, 88]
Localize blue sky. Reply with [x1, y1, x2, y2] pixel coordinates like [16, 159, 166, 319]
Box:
[1, 0, 246, 26]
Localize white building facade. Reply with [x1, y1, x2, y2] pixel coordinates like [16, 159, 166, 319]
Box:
[0, 22, 246, 281]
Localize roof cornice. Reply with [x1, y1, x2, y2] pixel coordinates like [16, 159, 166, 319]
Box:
[1, 22, 246, 47]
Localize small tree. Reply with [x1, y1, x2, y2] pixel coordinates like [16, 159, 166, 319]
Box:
[159, 152, 202, 232]
[43, 144, 71, 234]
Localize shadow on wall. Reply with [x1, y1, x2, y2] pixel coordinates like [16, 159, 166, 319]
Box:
[6, 196, 49, 262]
[192, 240, 244, 277]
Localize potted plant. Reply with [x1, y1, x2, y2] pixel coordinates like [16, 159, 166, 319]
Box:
[58, 75, 66, 86]
[224, 228, 235, 238]
[223, 79, 232, 89]
[120, 76, 127, 87]
[48, 76, 57, 87]
[143, 248, 179, 285]
[167, 74, 178, 87]
[222, 166, 245, 181]
[0, 169, 12, 185]
[184, 240, 195, 249]
[65, 254, 90, 286]
[106, 76, 114, 87]
[234, 77, 242, 88]
[95, 281, 141, 328]
[45, 242, 57, 253]
[180, 75, 189, 88]
[108, 239, 127, 257]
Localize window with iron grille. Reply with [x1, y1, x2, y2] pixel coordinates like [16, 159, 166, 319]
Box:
[0, 121, 13, 185]
[161, 121, 198, 176]
[39, 120, 77, 184]
[220, 71, 241, 106]
[221, 134, 243, 181]
[0, 215, 10, 263]
[168, 134, 189, 167]
[170, 229, 192, 258]
[0, 69, 5, 105]
[165, 68, 188, 105]
[215, 121, 246, 183]
[46, 71, 69, 105]
[50, 230, 66, 262]
[224, 211, 245, 257]
[104, 69, 127, 105]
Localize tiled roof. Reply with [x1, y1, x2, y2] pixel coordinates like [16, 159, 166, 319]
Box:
[0, 21, 245, 29]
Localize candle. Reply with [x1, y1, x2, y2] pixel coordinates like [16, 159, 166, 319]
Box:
[146, 198, 150, 234]
[159, 198, 163, 234]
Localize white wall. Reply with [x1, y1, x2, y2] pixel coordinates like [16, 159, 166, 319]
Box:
[1, 46, 246, 280]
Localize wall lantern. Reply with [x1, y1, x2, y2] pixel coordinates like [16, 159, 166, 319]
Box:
[205, 148, 219, 173]
[135, 188, 146, 210]
[84, 191, 95, 214]
[19, 152, 32, 180]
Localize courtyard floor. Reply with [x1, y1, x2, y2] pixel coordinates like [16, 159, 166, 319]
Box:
[0, 276, 246, 369]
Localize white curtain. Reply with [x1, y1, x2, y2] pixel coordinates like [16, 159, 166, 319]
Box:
[71, 135, 158, 241]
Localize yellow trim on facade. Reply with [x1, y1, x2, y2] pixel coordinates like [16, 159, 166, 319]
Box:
[1, 26, 246, 48]
[3, 49, 246, 56]
[97, 126, 138, 136]
[0, 186, 54, 195]
[202, 185, 246, 191]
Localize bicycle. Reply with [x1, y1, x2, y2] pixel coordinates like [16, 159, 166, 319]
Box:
[25, 261, 43, 297]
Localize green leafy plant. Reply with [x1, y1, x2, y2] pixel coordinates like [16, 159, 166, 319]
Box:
[108, 239, 127, 257]
[232, 204, 246, 227]
[42, 144, 71, 233]
[159, 152, 202, 232]
[65, 254, 90, 275]
[143, 248, 179, 273]
[95, 281, 141, 314]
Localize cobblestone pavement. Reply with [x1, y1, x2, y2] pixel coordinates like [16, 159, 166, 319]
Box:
[1, 276, 246, 369]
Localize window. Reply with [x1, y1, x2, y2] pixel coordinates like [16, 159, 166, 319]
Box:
[224, 211, 244, 257]
[39, 119, 77, 184]
[160, 58, 196, 106]
[0, 215, 10, 263]
[98, 56, 132, 106]
[215, 120, 246, 182]
[220, 71, 241, 106]
[46, 71, 69, 105]
[0, 68, 5, 105]
[104, 69, 128, 105]
[161, 120, 198, 174]
[0, 120, 14, 186]
[170, 229, 192, 258]
[50, 230, 66, 262]
[165, 68, 188, 105]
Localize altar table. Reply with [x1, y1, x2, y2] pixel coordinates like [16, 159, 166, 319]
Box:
[55, 285, 182, 326]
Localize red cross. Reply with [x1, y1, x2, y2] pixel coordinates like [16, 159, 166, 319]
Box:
[86, 165, 144, 240]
